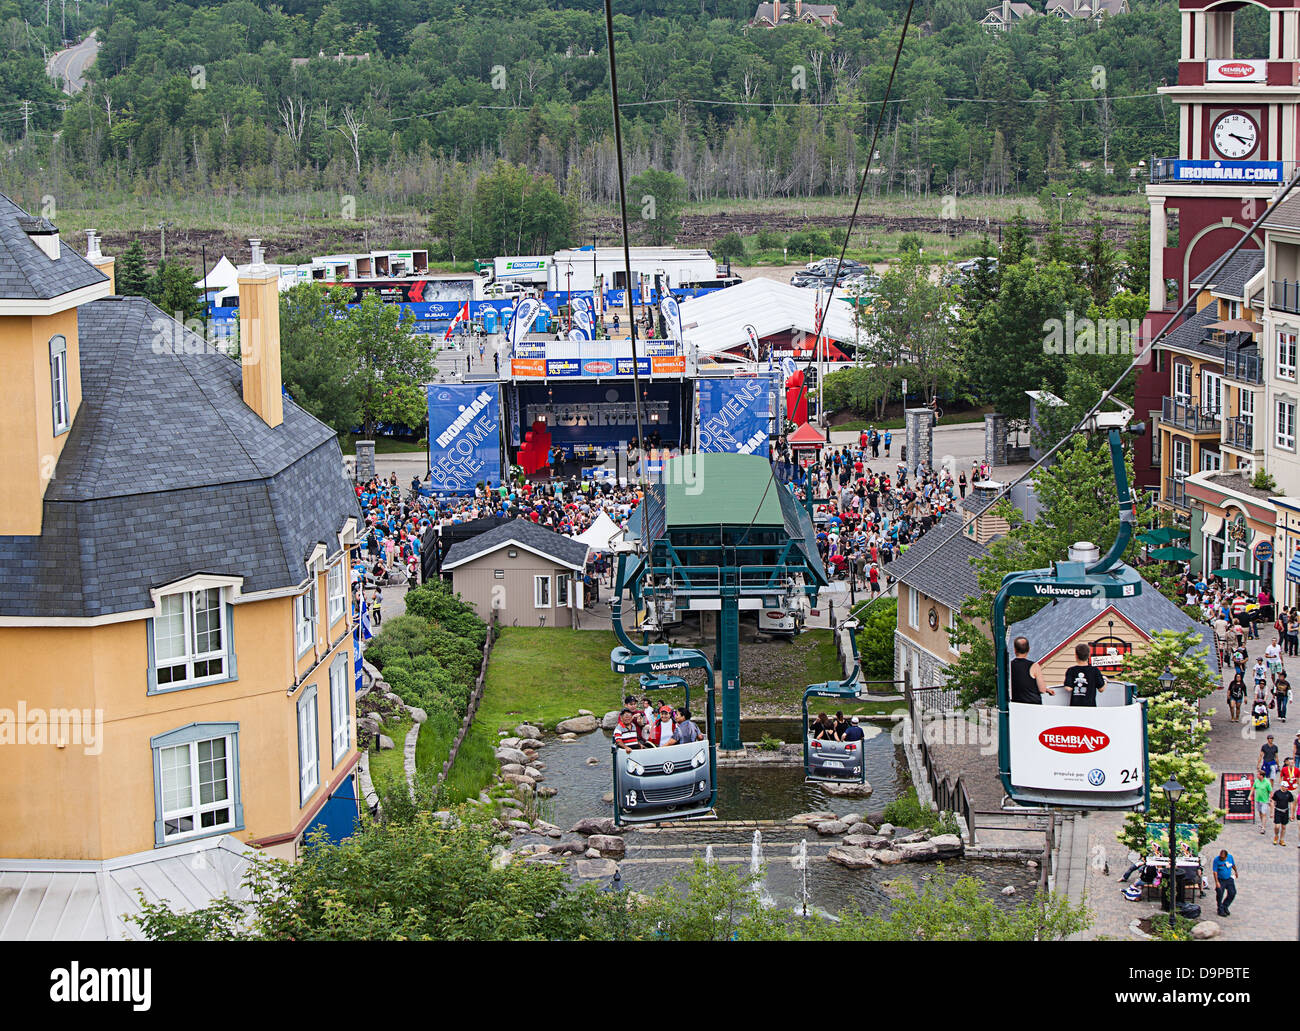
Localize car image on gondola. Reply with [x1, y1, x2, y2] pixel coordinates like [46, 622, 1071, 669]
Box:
[615, 739, 712, 815]
[806, 736, 864, 782]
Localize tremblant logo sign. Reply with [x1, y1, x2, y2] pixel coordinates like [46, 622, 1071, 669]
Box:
[1039, 726, 1110, 754]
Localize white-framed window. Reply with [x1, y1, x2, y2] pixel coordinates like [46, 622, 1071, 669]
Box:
[298, 685, 319, 806]
[329, 657, 350, 765]
[948, 609, 959, 654]
[1279, 331, 1297, 382]
[556, 573, 569, 607]
[1173, 361, 1193, 401]
[327, 561, 345, 624]
[1227, 300, 1242, 321]
[1201, 449, 1222, 472]
[1202, 370, 1223, 415]
[153, 588, 227, 690]
[50, 335, 69, 435]
[296, 581, 317, 656]
[1241, 387, 1255, 427]
[534, 575, 551, 608]
[908, 587, 919, 630]
[1278, 398, 1297, 451]
[1172, 437, 1192, 478]
[152, 724, 241, 845]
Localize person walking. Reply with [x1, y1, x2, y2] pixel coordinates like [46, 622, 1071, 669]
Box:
[1274, 779, 1295, 845]
[1277, 673, 1292, 722]
[1212, 849, 1237, 918]
[1254, 769, 1273, 834]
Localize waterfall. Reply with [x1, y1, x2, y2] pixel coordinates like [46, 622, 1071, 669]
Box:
[704, 844, 714, 865]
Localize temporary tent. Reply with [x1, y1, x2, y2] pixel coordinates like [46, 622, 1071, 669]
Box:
[573, 510, 624, 551]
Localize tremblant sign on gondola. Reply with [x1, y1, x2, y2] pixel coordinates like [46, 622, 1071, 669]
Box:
[994, 411, 1151, 811]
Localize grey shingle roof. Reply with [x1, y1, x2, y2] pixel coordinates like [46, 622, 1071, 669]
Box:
[0, 193, 108, 300]
[1007, 580, 1220, 675]
[890, 512, 991, 609]
[0, 296, 359, 618]
[1191, 249, 1264, 299]
[443, 518, 590, 570]
[1263, 192, 1300, 233]
[1157, 302, 1223, 361]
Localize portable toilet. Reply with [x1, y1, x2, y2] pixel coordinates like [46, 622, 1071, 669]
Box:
[484, 308, 498, 334]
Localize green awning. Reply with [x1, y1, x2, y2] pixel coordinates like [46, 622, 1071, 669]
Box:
[1150, 546, 1195, 561]
[1211, 567, 1260, 580]
[1139, 526, 1191, 546]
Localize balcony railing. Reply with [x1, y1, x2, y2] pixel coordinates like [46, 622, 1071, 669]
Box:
[1225, 416, 1258, 453]
[1273, 280, 1300, 315]
[1161, 396, 1221, 435]
[1223, 350, 1263, 384]
[1165, 476, 1190, 510]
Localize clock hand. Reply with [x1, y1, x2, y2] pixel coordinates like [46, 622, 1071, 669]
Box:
[1229, 132, 1252, 146]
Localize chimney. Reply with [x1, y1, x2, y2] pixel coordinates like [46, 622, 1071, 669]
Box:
[85, 229, 116, 292]
[795, 0, 802, 17]
[237, 238, 284, 428]
[1002, 0, 1011, 23]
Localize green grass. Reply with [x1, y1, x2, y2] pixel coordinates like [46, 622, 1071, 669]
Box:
[832, 406, 993, 433]
[341, 433, 427, 455]
[365, 716, 412, 794]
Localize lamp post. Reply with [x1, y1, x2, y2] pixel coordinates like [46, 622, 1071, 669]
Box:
[1161, 776, 1184, 932]
[1051, 191, 1072, 224]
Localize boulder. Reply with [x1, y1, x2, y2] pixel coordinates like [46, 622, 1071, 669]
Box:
[893, 830, 932, 845]
[377, 734, 396, 751]
[895, 840, 940, 862]
[549, 836, 590, 855]
[827, 846, 878, 869]
[847, 822, 878, 836]
[357, 716, 380, 736]
[1026, 860, 1038, 870]
[602, 792, 615, 804]
[1191, 921, 1221, 940]
[877, 823, 895, 837]
[514, 724, 543, 739]
[507, 819, 532, 832]
[584, 848, 601, 859]
[409, 707, 428, 724]
[384, 691, 403, 705]
[495, 746, 530, 766]
[1001, 885, 1017, 896]
[587, 834, 626, 857]
[537, 786, 558, 797]
[499, 808, 524, 822]
[533, 820, 562, 838]
[585, 757, 600, 767]
[529, 761, 547, 771]
[930, 834, 964, 858]
[602, 711, 622, 731]
[821, 781, 874, 797]
[571, 817, 618, 836]
[499, 763, 526, 777]
[578, 709, 594, 717]
[499, 737, 521, 749]
[873, 849, 905, 865]
[519, 738, 545, 750]
[560, 733, 578, 741]
[556, 714, 600, 735]
[575, 858, 619, 878]
[790, 811, 838, 825]
[814, 820, 848, 836]
[844, 834, 893, 850]
[840, 812, 864, 827]
[503, 773, 536, 790]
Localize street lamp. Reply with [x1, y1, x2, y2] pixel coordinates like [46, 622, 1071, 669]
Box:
[1157, 668, 1177, 693]
[1160, 776, 1184, 932]
[1051, 191, 1072, 223]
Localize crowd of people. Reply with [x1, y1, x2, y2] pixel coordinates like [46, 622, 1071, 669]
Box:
[613, 693, 703, 751]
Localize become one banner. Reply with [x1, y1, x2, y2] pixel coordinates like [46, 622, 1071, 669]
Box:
[1008, 702, 1146, 796]
[427, 384, 503, 494]
[697, 376, 774, 456]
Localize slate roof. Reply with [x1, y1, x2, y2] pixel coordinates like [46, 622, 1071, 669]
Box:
[1263, 192, 1300, 233]
[1157, 302, 1223, 361]
[443, 518, 590, 571]
[0, 295, 359, 618]
[0, 193, 107, 300]
[890, 512, 991, 609]
[1190, 248, 1264, 299]
[960, 489, 998, 516]
[1007, 581, 1220, 675]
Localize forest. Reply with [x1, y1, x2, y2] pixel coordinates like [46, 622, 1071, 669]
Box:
[1, 0, 1225, 221]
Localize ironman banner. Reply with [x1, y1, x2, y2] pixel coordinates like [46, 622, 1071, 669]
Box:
[426, 384, 504, 494]
[1008, 702, 1146, 799]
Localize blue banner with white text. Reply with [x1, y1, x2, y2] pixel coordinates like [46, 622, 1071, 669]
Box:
[427, 384, 504, 494]
[696, 376, 775, 457]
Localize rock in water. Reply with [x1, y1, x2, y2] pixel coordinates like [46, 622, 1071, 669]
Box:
[821, 781, 874, 797]
[575, 858, 618, 878]
[790, 811, 838, 825]
[556, 715, 600, 734]
[495, 746, 530, 766]
[571, 817, 618, 836]
[1001, 885, 1017, 896]
[827, 846, 878, 869]
[587, 834, 626, 857]
[814, 820, 848, 836]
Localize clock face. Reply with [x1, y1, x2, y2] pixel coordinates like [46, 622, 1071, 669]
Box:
[1212, 112, 1258, 159]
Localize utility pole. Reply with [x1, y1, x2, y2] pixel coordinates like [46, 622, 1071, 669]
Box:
[21, 100, 30, 139]
[158, 222, 168, 263]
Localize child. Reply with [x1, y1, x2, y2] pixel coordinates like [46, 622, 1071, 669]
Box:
[372, 586, 383, 627]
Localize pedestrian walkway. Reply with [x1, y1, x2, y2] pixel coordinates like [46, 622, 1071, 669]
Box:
[1077, 627, 1298, 940]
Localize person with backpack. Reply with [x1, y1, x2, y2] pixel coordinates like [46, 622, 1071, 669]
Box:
[1226, 672, 1247, 723]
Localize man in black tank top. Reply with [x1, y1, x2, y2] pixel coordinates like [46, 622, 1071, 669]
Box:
[1010, 636, 1055, 704]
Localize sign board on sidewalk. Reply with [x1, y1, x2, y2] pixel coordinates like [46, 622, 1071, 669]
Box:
[1220, 772, 1255, 821]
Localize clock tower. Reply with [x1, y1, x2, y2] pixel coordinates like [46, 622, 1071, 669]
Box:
[1133, 0, 1300, 485]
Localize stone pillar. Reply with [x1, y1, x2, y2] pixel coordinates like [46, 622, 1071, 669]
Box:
[984, 413, 1009, 467]
[905, 408, 934, 476]
[355, 440, 376, 482]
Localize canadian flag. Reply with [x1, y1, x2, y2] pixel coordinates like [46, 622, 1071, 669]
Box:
[444, 300, 470, 341]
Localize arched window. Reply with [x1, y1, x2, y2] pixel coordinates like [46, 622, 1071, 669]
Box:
[49, 334, 69, 434]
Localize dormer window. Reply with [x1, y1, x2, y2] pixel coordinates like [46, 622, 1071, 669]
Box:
[50, 335, 69, 435]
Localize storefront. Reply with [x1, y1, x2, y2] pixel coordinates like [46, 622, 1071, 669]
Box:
[1275, 498, 1300, 608]
[1186, 471, 1276, 590]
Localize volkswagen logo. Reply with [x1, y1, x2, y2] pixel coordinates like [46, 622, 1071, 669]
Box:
[1087, 768, 1106, 786]
[662, 761, 675, 774]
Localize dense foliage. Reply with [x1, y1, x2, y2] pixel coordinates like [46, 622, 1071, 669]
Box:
[3, 0, 1211, 218]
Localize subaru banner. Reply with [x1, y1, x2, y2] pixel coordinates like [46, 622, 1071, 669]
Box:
[426, 384, 503, 494]
[697, 376, 774, 457]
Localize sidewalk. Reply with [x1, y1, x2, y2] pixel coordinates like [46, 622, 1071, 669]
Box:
[1077, 628, 1298, 940]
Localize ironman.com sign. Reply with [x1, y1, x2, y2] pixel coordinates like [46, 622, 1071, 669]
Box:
[1208, 59, 1265, 82]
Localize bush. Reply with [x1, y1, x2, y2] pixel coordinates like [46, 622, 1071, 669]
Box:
[755, 228, 784, 251]
[787, 228, 832, 257]
[855, 598, 898, 681]
[714, 231, 746, 259]
[897, 232, 923, 254]
[882, 788, 960, 835]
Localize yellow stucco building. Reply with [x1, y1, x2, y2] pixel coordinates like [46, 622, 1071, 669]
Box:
[0, 196, 363, 936]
